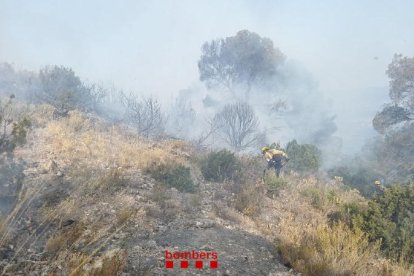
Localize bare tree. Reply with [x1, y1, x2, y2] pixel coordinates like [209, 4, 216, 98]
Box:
[191, 117, 219, 150]
[122, 93, 164, 138]
[213, 102, 260, 151]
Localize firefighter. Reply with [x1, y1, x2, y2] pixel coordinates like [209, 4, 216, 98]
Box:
[261, 146, 289, 177]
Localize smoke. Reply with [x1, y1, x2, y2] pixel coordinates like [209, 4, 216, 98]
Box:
[162, 46, 340, 156]
[2, 0, 413, 164]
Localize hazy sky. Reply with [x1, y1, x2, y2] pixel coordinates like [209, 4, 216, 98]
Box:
[1, 0, 414, 150]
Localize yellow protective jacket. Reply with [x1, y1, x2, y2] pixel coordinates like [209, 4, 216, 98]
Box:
[264, 149, 288, 162]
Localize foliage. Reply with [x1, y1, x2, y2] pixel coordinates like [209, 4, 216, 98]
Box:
[275, 176, 413, 275]
[302, 187, 327, 210]
[267, 142, 281, 150]
[122, 94, 164, 138]
[264, 173, 287, 197]
[285, 140, 321, 173]
[373, 105, 411, 134]
[278, 222, 380, 276]
[38, 66, 104, 116]
[371, 122, 414, 184]
[368, 55, 414, 184]
[198, 30, 285, 94]
[387, 54, 414, 111]
[371, 54, 414, 136]
[362, 184, 414, 264]
[213, 102, 261, 151]
[327, 202, 364, 230]
[147, 162, 195, 193]
[234, 183, 263, 217]
[200, 149, 240, 182]
[328, 166, 379, 197]
[0, 63, 40, 102]
[0, 95, 31, 153]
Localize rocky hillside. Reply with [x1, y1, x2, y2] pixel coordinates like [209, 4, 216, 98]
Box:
[0, 107, 295, 275]
[1, 106, 412, 276]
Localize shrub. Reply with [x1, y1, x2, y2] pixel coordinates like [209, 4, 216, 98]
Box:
[328, 166, 379, 197]
[147, 162, 195, 193]
[234, 184, 263, 217]
[67, 249, 127, 276]
[121, 94, 164, 138]
[201, 149, 240, 182]
[38, 66, 104, 116]
[0, 95, 31, 153]
[327, 202, 364, 229]
[278, 222, 380, 276]
[285, 140, 321, 173]
[264, 173, 287, 198]
[302, 187, 326, 210]
[362, 184, 414, 264]
[46, 223, 84, 253]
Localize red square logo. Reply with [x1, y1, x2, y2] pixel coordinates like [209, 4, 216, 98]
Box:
[165, 260, 174, 268]
[195, 260, 203, 269]
[210, 260, 218, 269]
[180, 260, 188, 268]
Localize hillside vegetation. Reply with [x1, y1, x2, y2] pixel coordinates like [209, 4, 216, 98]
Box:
[1, 32, 413, 275]
[0, 104, 412, 275]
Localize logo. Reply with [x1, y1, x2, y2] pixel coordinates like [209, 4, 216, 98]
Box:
[165, 250, 218, 269]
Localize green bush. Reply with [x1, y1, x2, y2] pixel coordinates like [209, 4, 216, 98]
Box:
[0, 95, 31, 153]
[285, 140, 321, 173]
[303, 187, 326, 209]
[328, 202, 364, 229]
[148, 162, 195, 193]
[38, 66, 105, 116]
[264, 173, 287, 197]
[362, 184, 414, 263]
[328, 166, 379, 197]
[200, 149, 240, 182]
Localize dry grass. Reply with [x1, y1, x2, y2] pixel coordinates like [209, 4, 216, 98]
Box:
[116, 208, 135, 224]
[234, 180, 265, 217]
[25, 104, 55, 127]
[67, 249, 127, 276]
[40, 110, 188, 171]
[279, 222, 379, 275]
[45, 223, 84, 253]
[270, 176, 414, 276]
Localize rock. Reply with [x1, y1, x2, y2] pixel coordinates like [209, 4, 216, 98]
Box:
[61, 219, 75, 227]
[145, 240, 157, 249]
[195, 219, 215, 228]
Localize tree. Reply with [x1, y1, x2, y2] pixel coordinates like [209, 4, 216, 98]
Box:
[370, 54, 414, 184]
[285, 140, 321, 173]
[387, 54, 414, 111]
[38, 66, 104, 116]
[122, 94, 164, 138]
[373, 54, 414, 133]
[362, 184, 414, 263]
[372, 105, 411, 134]
[213, 102, 260, 151]
[198, 30, 285, 96]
